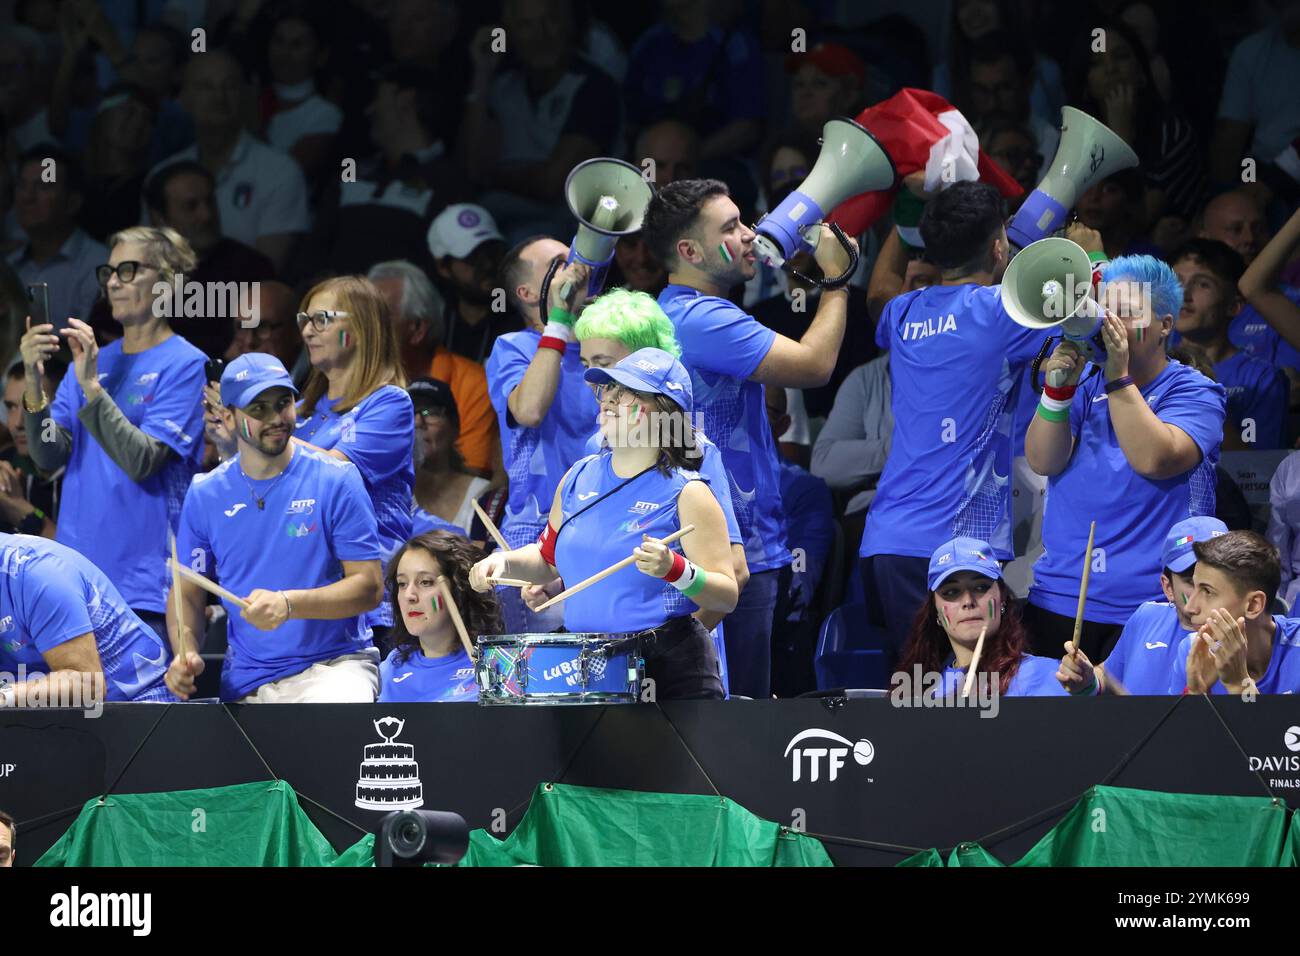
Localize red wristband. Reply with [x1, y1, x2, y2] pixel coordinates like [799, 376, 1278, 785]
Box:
[1043, 384, 1077, 402]
[538, 336, 567, 354]
[662, 550, 687, 582]
[537, 522, 558, 566]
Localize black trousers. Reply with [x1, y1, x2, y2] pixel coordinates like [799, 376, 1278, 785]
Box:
[638, 615, 725, 701]
[1021, 601, 1125, 663]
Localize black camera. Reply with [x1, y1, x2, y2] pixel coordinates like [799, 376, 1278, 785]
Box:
[374, 809, 469, 867]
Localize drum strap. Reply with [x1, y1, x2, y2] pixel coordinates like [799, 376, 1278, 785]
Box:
[555, 463, 657, 538]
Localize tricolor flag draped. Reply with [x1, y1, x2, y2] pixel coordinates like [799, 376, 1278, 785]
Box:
[827, 88, 1024, 236]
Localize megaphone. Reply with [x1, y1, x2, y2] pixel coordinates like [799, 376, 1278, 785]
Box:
[1001, 236, 1106, 385]
[752, 117, 895, 286]
[561, 157, 655, 300]
[1007, 106, 1139, 250]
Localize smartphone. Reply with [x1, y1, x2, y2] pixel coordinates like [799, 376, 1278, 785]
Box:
[25, 283, 65, 333]
[205, 359, 225, 384]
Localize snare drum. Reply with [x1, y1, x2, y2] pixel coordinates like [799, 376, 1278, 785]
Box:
[475, 633, 644, 704]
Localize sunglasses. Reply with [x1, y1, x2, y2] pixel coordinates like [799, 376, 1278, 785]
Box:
[593, 382, 641, 406]
[296, 309, 349, 332]
[96, 261, 157, 286]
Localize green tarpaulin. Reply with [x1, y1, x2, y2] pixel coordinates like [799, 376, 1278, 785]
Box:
[36, 780, 339, 867]
[897, 786, 1292, 867]
[36, 780, 832, 867]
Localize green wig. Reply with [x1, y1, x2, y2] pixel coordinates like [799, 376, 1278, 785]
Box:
[574, 287, 682, 359]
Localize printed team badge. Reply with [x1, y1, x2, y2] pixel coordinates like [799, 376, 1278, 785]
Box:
[285, 521, 318, 538]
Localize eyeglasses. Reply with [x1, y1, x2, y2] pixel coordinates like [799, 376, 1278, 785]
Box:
[296, 309, 349, 332]
[593, 382, 640, 406]
[96, 261, 157, 286]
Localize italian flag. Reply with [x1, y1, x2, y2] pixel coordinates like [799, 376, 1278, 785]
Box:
[827, 88, 1024, 236]
[1175, 535, 1194, 547]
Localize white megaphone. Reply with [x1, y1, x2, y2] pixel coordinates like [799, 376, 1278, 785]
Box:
[561, 157, 655, 300]
[752, 116, 895, 284]
[1007, 106, 1139, 250]
[1001, 236, 1107, 386]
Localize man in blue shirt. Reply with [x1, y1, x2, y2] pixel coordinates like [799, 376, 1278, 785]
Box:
[1058, 516, 1228, 695]
[166, 354, 385, 703]
[486, 237, 598, 633]
[0, 533, 173, 706]
[642, 178, 856, 698]
[1170, 531, 1300, 695]
[1027, 255, 1228, 661]
[1170, 239, 1287, 449]
[861, 182, 1049, 653]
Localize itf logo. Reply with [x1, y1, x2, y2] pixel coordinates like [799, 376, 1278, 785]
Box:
[784, 729, 874, 782]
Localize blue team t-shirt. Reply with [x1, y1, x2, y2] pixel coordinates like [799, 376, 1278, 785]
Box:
[1103, 600, 1190, 695]
[51, 334, 206, 611]
[1228, 288, 1300, 371]
[1030, 360, 1226, 623]
[1214, 351, 1288, 449]
[553, 451, 710, 632]
[0, 533, 173, 701]
[410, 505, 464, 539]
[177, 446, 382, 701]
[295, 385, 413, 627]
[930, 653, 1069, 697]
[863, 283, 1048, 561]
[379, 645, 477, 701]
[583, 429, 742, 545]
[1168, 615, 1300, 694]
[659, 284, 790, 573]
[486, 330, 599, 547]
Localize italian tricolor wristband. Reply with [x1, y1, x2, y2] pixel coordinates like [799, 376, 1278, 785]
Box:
[1037, 384, 1075, 423]
[663, 550, 707, 599]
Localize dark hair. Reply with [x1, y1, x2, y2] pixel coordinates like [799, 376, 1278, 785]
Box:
[144, 160, 215, 216]
[0, 808, 13, 853]
[1168, 341, 1215, 378]
[1064, 17, 1163, 120]
[385, 531, 502, 662]
[498, 235, 553, 317]
[1192, 531, 1281, 603]
[7, 355, 67, 383]
[1169, 238, 1245, 289]
[918, 181, 1005, 270]
[1163, 565, 1195, 584]
[640, 178, 731, 269]
[373, 63, 442, 137]
[967, 30, 1034, 79]
[17, 143, 85, 197]
[896, 583, 1029, 696]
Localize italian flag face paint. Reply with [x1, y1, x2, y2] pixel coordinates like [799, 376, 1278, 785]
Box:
[338, 330, 351, 348]
[431, 592, 443, 614]
[718, 241, 734, 264]
[240, 417, 252, 440]
[987, 599, 995, 620]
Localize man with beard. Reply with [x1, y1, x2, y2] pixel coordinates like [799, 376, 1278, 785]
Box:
[168, 353, 384, 702]
[429, 204, 517, 364]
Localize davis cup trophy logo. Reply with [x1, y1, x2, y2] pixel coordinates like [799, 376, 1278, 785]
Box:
[355, 716, 424, 811]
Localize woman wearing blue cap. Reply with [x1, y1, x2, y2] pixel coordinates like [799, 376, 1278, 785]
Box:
[468, 348, 737, 699]
[896, 537, 1066, 697]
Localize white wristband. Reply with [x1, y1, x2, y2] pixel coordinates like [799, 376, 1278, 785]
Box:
[542, 321, 577, 343]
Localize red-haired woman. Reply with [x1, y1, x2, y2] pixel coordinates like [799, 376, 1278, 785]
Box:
[896, 537, 1066, 697]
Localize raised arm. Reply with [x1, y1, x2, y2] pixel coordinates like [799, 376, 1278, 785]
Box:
[1239, 206, 1300, 354]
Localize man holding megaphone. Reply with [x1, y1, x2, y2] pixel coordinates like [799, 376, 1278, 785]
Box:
[641, 178, 859, 700]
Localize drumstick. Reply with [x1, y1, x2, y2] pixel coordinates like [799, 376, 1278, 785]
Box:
[169, 558, 250, 610]
[168, 531, 190, 659]
[961, 625, 988, 699]
[436, 577, 476, 659]
[486, 577, 531, 587]
[535, 525, 696, 612]
[472, 499, 510, 553]
[1071, 520, 1097, 655]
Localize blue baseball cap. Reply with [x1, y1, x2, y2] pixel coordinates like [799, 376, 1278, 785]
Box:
[220, 353, 299, 408]
[583, 347, 693, 412]
[927, 537, 1003, 591]
[1162, 516, 1228, 574]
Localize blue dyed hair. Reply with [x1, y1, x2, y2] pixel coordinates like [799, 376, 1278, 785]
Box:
[1100, 255, 1184, 326]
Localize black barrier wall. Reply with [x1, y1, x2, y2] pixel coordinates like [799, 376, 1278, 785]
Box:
[3, 697, 1299, 865]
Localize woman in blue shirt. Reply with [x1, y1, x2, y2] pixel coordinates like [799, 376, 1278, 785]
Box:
[292, 275, 413, 643]
[469, 348, 738, 699]
[379, 530, 501, 702]
[20, 226, 206, 641]
[897, 537, 1067, 698]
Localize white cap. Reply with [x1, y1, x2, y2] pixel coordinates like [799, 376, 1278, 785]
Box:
[426, 203, 503, 260]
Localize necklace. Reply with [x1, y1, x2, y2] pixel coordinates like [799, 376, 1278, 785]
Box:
[239, 457, 292, 510]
